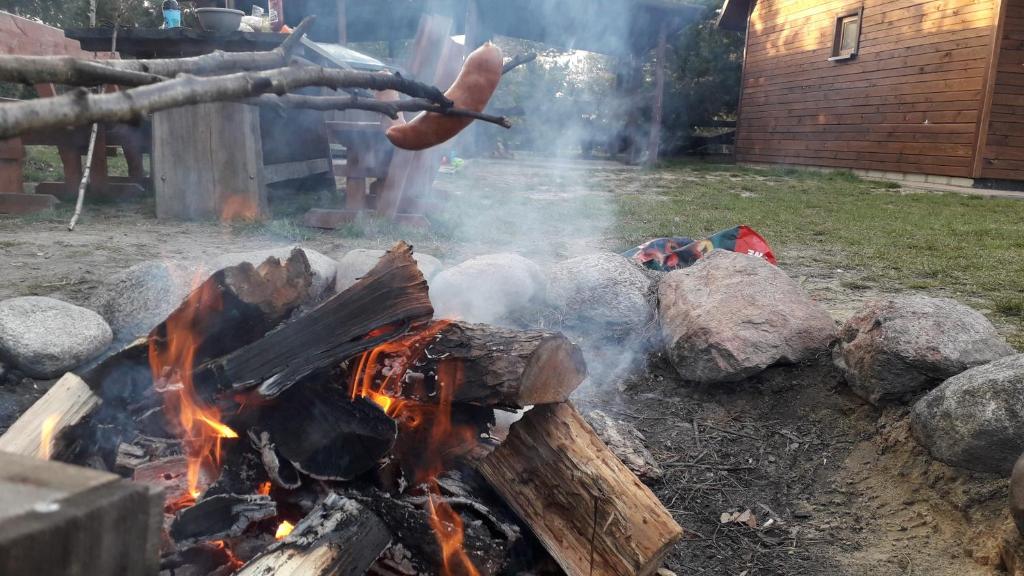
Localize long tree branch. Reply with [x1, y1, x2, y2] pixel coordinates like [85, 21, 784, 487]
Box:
[253, 94, 512, 128]
[0, 65, 451, 139]
[0, 16, 316, 87]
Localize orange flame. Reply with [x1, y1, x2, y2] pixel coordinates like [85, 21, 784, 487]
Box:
[150, 272, 238, 500]
[257, 482, 272, 496]
[275, 520, 295, 540]
[220, 194, 260, 222]
[348, 320, 480, 576]
[39, 414, 59, 460]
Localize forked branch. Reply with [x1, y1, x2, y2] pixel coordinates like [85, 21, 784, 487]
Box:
[255, 94, 512, 128]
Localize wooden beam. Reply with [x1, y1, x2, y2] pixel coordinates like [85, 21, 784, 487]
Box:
[972, 0, 1008, 178]
[0, 452, 163, 575]
[0, 192, 57, 215]
[476, 403, 683, 576]
[645, 19, 667, 167]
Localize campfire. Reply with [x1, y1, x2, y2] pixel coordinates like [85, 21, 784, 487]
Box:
[2, 242, 681, 576]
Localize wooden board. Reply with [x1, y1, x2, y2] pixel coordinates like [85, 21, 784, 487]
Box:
[152, 102, 268, 221]
[980, 0, 1024, 181]
[0, 452, 162, 576]
[0, 193, 57, 215]
[733, 0, 1003, 179]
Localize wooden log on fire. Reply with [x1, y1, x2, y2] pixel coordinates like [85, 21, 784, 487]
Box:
[170, 493, 277, 546]
[237, 493, 392, 576]
[256, 380, 397, 481]
[0, 372, 99, 458]
[475, 402, 683, 576]
[427, 322, 587, 409]
[192, 242, 434, 401]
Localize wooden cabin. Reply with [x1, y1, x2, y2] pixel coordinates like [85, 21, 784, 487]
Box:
[719, 0, 1024, 185]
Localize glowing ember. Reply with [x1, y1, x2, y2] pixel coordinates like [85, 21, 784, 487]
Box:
[149, 272, 238, 500]
[257, 482, 272, 496]
[275, 520, 295, 540]
[348, 320, 482, 576]
[39, 413, 59, 460]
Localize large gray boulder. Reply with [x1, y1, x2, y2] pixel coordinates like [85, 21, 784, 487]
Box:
[0, 296, 112, 378]
[211, 246, 337, 302]
[911, 354, 1024, 474]
[834, 295, 1014, 404]
[335, 249, 442, 292]
[95, 260, 199, 343]
[658, 250, 836, 384]
[546, 253, 654, 339]
[430, 253, 544, 324]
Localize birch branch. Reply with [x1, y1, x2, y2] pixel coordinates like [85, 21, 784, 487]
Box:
[0, 66, 451, 139]
[254, 94, 512, 128]
[0, 16, 316, 87]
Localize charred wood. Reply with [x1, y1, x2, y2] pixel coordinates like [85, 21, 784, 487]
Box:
[237, 493, 391, 576]
[170, 494, 277, 546]
[248, 429, 301, 490]
[257, 380, 396, 481]
[192, 242, 434, 400]
[475, 402, 684, 576]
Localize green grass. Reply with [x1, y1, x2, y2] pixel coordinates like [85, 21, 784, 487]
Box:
[617, 164, 1024, 345]
[22, 146, 130, 184]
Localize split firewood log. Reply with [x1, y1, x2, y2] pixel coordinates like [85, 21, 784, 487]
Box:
[0, 372, 98, 458]
[475, 402, 684, 576]
[236, 493, 391, 576]
[192, 241, 434, 401]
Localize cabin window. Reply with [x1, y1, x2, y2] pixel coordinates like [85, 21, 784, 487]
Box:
[830, 9, 862, 61]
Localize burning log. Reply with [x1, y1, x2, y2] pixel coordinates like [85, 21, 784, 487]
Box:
[475, 402, 684, 576]
[0, 372, 99, 458]
[427, 321, 587, 409]
[248, 429, 302, 490]
[192, 242, 434, 400]
[256, 380, 397, 481]
[237, 493, 392, 576]
[170, 493, 277, 546]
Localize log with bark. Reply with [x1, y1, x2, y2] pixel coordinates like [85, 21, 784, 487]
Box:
[237, 493, 392, 576]
[170, 493, 277, 546]
[475, 402, 684, 576]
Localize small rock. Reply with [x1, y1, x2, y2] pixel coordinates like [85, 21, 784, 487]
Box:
[656, 569, 677, 576]
[211, 246, 337, 302]
[585, 410, 663, 481]
[546, 253, 654, 339]
[0, 296, 112, 379]
[430, 253, 544, 324]
[658, 250, 836, 383]
[911, 354, 1024, 474]
[792, 501, 814, 519]
[334, 249, 442, 292]
[834, 295, 1014, 404]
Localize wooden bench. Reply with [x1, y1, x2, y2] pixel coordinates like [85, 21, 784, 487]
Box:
[0, 11, 148, 216]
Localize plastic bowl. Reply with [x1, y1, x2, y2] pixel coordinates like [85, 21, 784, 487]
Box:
[195, 8, 244, 34]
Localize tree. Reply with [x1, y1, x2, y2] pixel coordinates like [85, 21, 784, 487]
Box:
[660, 0, 745, 154]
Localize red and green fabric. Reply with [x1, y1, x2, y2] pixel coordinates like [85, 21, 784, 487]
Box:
[623, 225, 777, 271]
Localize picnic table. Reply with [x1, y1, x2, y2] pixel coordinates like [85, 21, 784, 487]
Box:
[64, 27, 387, 220]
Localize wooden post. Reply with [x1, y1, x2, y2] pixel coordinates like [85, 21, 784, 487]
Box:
[0, 138, 23, 193]
[336, 0, 348, 45]
[0, 453, 163, 575]
[152, 102, 268, 221]
[645, 19, 667, 167]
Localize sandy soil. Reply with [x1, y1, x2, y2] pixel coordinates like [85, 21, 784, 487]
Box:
[0, 157, 1014, 575]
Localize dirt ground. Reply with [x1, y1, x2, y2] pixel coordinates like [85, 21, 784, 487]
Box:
[0, 157, 1017, 575]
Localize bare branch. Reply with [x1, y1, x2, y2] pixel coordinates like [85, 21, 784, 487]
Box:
[254, 94, 513, 128]
[0, 57, 165, 86]
[0, 65, 451, 139]
[0, 16, 317, 87]
[502, 52, 538, 75]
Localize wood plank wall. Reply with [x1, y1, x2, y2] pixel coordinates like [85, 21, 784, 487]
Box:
[980, 0, 1024, 179]
[735, 0, 999, 178]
